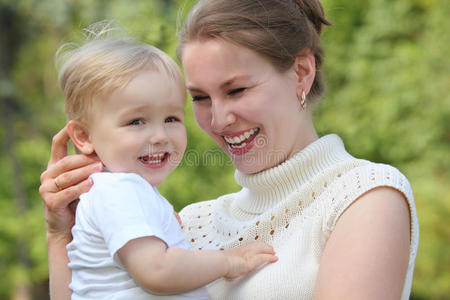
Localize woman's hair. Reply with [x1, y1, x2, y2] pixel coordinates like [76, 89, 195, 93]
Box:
[177, 0, 331, 102]
[57, 22, 185, 124]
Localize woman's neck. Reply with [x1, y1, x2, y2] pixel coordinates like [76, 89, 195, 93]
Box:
[229, 134, 354, 218]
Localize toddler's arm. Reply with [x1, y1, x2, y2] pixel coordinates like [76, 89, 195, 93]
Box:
[118, 236, 277, 294]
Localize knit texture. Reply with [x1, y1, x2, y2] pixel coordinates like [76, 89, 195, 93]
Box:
[180, 134, 419, 300]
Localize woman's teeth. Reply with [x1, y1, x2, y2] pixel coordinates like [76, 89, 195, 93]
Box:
[231, 142, 247, 149]
[224, 128, 259, 149]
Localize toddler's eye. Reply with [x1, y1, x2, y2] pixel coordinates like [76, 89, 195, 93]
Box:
[165, 117, 178, 123]
[129, 119, 144, 125]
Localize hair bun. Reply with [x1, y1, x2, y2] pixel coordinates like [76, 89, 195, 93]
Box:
[295, 0, 331, 34]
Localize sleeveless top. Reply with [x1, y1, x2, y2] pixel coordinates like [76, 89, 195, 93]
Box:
[180, 134, 419, 299]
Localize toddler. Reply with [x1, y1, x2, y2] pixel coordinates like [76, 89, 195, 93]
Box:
[58, 29, 277, 299]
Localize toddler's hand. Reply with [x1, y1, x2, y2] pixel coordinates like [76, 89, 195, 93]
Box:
[223, 242, 278, 279]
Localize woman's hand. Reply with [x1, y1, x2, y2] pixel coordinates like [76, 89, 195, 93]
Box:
[39, 125, 102, 243]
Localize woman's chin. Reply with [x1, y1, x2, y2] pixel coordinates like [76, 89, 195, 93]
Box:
[232, 159, 267, 175]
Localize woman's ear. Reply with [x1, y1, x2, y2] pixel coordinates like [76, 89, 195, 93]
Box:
[294, 51, 316, 95]
[67, 120, 95, 155]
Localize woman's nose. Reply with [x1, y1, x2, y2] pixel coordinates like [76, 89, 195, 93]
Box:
[210, 99, 236, 131]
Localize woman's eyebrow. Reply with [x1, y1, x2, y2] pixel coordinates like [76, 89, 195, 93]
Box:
[220, 75, 251, 89]
[187, 75, 252, 92]
[187, 75, 253, 94]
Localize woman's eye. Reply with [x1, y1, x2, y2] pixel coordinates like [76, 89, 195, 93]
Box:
[191, 95, 209, 102]
[165, 116, 178, 123]
[129, 119, 144, 125]
[228, 88, 246, 96]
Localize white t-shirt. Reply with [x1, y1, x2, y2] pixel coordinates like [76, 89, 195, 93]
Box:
[67, 172, 208, 300]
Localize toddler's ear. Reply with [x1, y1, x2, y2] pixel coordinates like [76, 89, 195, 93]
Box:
[67, 120, 95, 155]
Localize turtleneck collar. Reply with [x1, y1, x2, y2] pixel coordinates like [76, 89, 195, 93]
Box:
[230, 134, 354, 218]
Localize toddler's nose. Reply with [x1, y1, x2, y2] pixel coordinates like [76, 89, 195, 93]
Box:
[149, 125, 169, 145]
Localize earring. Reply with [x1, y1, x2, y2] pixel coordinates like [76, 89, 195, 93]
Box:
[301, 91, 307, 110]
[297, 90, 307, 110]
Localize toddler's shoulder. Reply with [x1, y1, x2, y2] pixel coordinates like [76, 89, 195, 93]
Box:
[89, 172, 153, 194]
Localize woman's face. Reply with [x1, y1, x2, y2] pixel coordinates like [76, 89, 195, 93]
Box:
[182, 39, 316, 174]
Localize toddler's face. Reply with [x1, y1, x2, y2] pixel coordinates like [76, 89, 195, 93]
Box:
[87, 70, 187, 186]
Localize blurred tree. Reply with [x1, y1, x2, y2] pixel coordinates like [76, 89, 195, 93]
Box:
[0, 0, 448, 299]
[0, 3, 34, 299]
[319, 0, 449, 298]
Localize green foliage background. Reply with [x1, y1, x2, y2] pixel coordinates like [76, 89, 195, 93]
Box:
[0, 0, 448, 299]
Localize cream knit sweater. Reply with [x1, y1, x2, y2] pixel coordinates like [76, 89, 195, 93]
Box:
[180, 134, 419, 300]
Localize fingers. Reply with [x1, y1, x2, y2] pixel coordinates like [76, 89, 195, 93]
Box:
[247, 242, 277, 264]
[249, 253, 279, 269]
[39, 158, 101, 210]
[224, 242, 278, 279]
[55, 159, 102, 190]
[41, 178, 93, 211]
[39, 135, 102, 229]
[40, 161, 101, 206]
[48, 125, 71, 166]
[41, 154, 102, 185]
[245, 241, 276, 256]
[40, 127, 100, 242]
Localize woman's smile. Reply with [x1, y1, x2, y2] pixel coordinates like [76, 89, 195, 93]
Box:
[222, 127, 260, 154]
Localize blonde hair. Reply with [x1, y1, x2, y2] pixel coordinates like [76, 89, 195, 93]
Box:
[177, 0, 331, 102]
[57, 22, 185, 124]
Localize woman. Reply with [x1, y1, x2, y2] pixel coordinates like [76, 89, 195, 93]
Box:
[40, 0, 418, 299]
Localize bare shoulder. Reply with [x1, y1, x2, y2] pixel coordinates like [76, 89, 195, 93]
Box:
[343, 186, 411, 229]
[315, 187, 411, 300]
